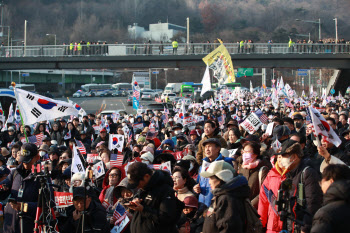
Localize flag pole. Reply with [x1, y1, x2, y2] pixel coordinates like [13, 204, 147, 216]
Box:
[12, 82, 29, 143]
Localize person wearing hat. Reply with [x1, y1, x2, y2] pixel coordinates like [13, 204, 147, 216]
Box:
[42, 136, 52, 147]
[61, 186, 109, 233]
[1, 147, 10, 160]
[271, 125, 291, 144]
[275, 139, 323, 233]
[79, 130, 91, 153]
[190, 129, 201, 149]
[94, 127, 109, 145]
[2, 126, 18, 147]
[193, 138, 234, 208]
[293, 114, 306, 136]
[200, 160, 249, 233]
[140, 152, 154, 165]
[38, 144, 50, 159]
[0, 143, 49, 233]
[196, 120, 227, 165]
[126, 162, 182, 233]
[177, 195, 204, 233]
[176, 133, 189, 151]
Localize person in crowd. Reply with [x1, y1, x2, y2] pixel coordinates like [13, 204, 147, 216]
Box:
[311, 164, 350, 233]
[200, 160, 249, 233]
[238, 141, 270, 208]
[62, 187, 110, 233]
[99, 166, 126, 204]
[172, 167, 195, 201]
[126, 162, 182, 233]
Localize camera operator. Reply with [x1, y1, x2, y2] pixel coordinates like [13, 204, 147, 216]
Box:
[0, 143, 44, 233]
[276, 139, 323, 233]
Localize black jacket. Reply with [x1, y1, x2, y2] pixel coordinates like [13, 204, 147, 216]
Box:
[202, 175, 249, 233]
[311, 179, 350, 233]
[62, 200, 110, 233]
[286, 159, 323, 233]
[130, 170, 181, 233]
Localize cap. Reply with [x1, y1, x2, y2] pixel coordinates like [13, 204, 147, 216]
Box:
[183, 196, 198, 209]
[220, 148, 229, 157]
[293, 114, 303, 120]
[175, 160, 190, 171]
[42, 136, 51, 141]
[8, 126, 15, 131]
[21, 143, 38, 163]
[59, 118, 66, 122]
[200, 160, 235, 183]
[275, 139, 299, 155]
[272, 125, 291, 141]
[73, 186, 92, 199]
[38, 144, 49, 152]
[189, 129, 200, 136]
[80, 130, 86, 135]
[145, 131, 157, 140]
[176, 133, 186, 140]
[48, 147, 59, 155]
[241, 134, 260, 143]
[100, 128, 107, 133]
[126, 162, 151, 189]
[202, 138, 222, 148]
[1, 147, 10, 156]
[140, 152, 154, 163]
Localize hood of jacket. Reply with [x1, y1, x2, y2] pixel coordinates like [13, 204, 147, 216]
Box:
[212, 175, 250, 199]
[144, 169, 174, 191]
[102, 165, 126, 189]
[323, 180, 350, 205]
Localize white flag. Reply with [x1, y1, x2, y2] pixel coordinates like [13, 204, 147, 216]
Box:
[250, 81, 253, 93]
[93, 160, 105, 179]
[72, 144, 85, 174]
[14, 88, 80, 125]
[7, 103, 14, 123]
[201, 65, 211, 97]
[108, 134, 125, 152]
[307, 106, 342, 147]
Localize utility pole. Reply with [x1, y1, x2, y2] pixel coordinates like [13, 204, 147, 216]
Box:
[62, 70, 65, 97]
[186, 17, 189, 44]
[24, 20, 27, 56]
[333, 18, 338, 43]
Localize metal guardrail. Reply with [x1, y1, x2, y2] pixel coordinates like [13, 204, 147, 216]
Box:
[0, 43, 349, 57]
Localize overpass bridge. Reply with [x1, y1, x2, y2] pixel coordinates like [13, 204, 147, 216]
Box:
[0, 42, 349, 93]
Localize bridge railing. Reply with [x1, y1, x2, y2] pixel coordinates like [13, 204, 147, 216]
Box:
[0, 43, 349, 57]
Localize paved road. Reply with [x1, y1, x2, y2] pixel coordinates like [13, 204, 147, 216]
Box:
[68, 96, 156, 115]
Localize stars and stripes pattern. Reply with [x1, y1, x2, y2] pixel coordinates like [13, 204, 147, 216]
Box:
[110, 153, 124, 167]
[75, 139, 87, 155]
[112, 202, 127, 225]
[133, 83, 140, 101]
[27, 134, 44, 146]
[254, 109, 269, 124]
[284, 98, 293, 108]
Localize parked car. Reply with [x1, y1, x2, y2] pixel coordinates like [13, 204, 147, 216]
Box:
[96, 90, 109, 97]
[143, 103, 174, 115]
[73, 90, 86, 98]
[100, 110, 128, 118]
[112, 90, 123, 97]
[161, 93, 177, 102]
[141, 89, 159, 100]
[127, 95, 133, 106]
[176, 98, 191, 109]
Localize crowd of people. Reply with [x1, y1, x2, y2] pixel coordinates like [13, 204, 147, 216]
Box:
[0, 87, 349, 233]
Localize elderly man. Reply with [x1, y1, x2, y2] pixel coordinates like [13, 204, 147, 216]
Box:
[196, 120, 227, 165]
[193, 138, 234, 208]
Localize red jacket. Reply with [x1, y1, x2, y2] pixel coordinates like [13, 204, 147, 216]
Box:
[258, 164, 286, 233]
[98, 165, 126, 204]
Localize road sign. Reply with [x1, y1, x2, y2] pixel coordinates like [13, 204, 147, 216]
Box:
[297, 69, 308, 72]
[21, 73, 30, 77]
[330, 89, 335, 95]
[237, 68, 253, 77]
[317, 79, 321, 85]
[152, 71, 159, 75]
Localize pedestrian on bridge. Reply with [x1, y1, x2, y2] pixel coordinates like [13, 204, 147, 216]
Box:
[172, 39, 178, 54]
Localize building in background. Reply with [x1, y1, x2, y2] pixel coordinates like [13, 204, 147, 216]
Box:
[128, 21, 186, 42]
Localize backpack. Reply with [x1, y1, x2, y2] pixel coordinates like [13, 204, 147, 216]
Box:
[244, 198, 263, 233]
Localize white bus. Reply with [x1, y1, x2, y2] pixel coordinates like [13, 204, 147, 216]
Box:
[112, 83, 132, 91]
[81, 84, 113, 92]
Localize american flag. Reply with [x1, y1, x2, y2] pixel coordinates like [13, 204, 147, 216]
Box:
[163, 107, 169, 124]
[26, 134, 44, 146]
[133, 82, 140, 101]
[75, 139, 87, 155]
[254, 109, 269, 124]
[110, 153, 124, 167]
[218, 115, 225, 127]
[284, 98, 294, 108]
[113, 202, 127, 225]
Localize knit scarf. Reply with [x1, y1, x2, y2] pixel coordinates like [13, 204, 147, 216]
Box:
[242, 159, 261, 170]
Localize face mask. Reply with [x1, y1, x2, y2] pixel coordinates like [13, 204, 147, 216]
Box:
[295, 122, 303, 129]
[255, 108, 258, 110]
[175, 130, 181, 135]
[39, 151, 46, 157]
[122, 123, 126, 127]
[242, 152, 254, 163]
[280, 155, 294, 168]
[130, 118, 134, 123]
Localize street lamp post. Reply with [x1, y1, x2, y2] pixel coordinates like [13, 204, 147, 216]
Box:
[333, 18, 338, 43]
[24, 20, 27, 56]
[295, 18, 321, 41]
[46, 33, 57, 56]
